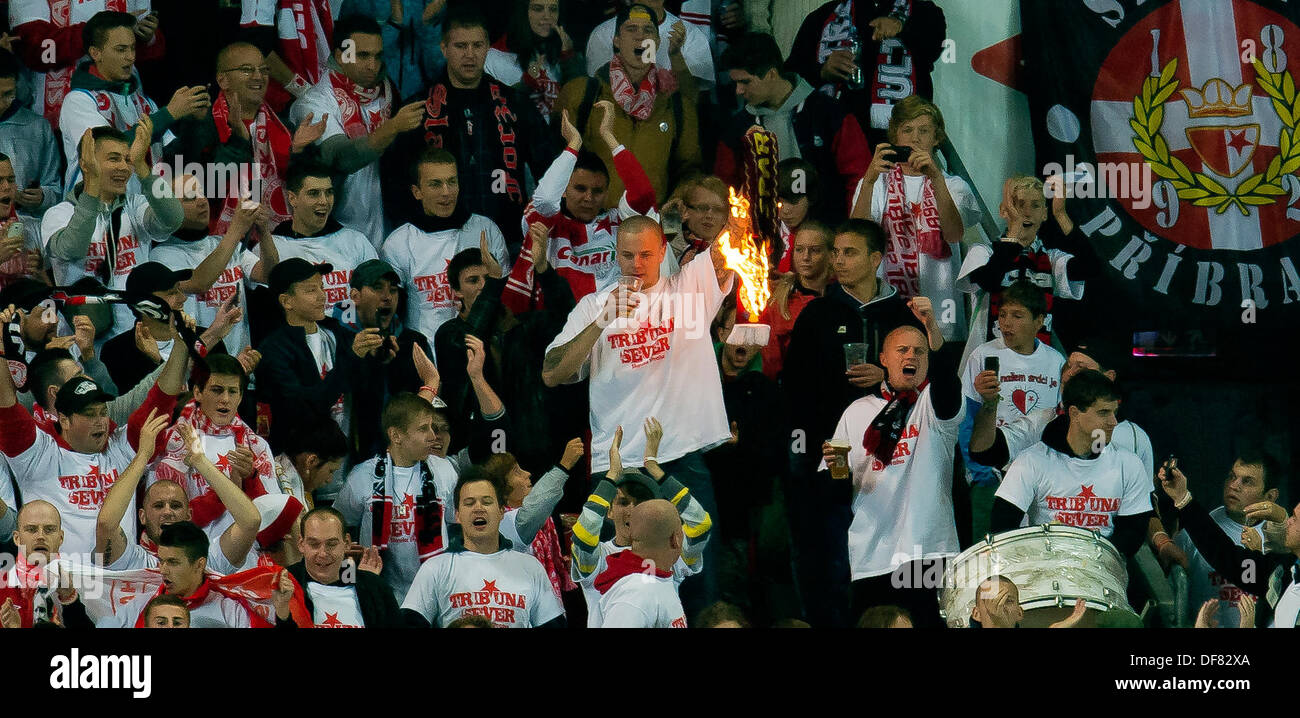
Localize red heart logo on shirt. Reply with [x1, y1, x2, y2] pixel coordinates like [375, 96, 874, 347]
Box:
[1012, 388, 1039, 414]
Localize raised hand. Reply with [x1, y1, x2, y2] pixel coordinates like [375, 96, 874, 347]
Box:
[387, 101, 426, 134]
[1238, 594, 1256, 628]
[865, 142, 896, 184]
[352, 327, 384, 358]
[225, 446, 255, 481]
[134, 11, 160, 42]
[1243, 501, 1288, 524]
[529, 222, 550, 273]
[644, 416, 663, 459]
[134, 321, 162, 362]
[236, 346, 261, 374]
[131, 114, 154, 177]
[973, 369, 1000, 403]
[272, 569, 295, 619]
[292, 113, 329, 153]
[464, 334, 486, 379]
[1193, 599, 1218, 628]
[176, 422, 208, 467]
[868, 16, 903, 41]
[479, 230, 503, 279]
[1048, 598, 1087, 628]
[0, 597, 19, 628]
[226, 91, 250, 141]
[595, 100, 618, 148]
[167, 85, 211, 121]
[559, 437, 584, 471]
[359, 546, 383, 575]
[666, 21, 686, 56]
[412, 341, 439, 394]
[78, 129, 101, 195]
[135, 408, 171, 462]
[608, 424, 623, 472]
[1157, 463, 1189, 504]
[559, 109, 582, 150]
[907, 148, 941, 179]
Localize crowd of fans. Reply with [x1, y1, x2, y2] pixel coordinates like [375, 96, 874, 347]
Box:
[0, 0, 1294, 630]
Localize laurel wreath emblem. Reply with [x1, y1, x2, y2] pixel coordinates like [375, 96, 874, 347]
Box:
[1130, 58, 1300, 215]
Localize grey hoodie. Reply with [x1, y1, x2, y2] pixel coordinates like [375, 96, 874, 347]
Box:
[742, 75, 816, 162]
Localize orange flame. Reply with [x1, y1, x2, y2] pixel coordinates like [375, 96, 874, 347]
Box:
[715, 186, 771, 319]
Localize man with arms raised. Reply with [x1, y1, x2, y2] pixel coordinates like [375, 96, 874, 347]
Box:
[542, 215, 732, 613]
[400, 469, 565, 628]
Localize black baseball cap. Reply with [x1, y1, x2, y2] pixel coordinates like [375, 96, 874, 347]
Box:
[54, 376, 113, 416]
[126, 262, 192, 296]
[0, 277, 50, 312]
[270, 257, 333, 297]
[615, 470, 659, 496]
[349, 259, 400, 289]
[1069, 335, 1124, 373]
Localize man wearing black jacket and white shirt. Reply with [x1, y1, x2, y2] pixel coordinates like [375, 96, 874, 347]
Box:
[275, 507, 403, 628]
[991, 370, 1153, 558]
[1158, 459, 1300, 627]
[820, 301, 959, 628]
[401, 469, 565, 628]
[780, 218, 924, 626]
[256, 258, 377, 499]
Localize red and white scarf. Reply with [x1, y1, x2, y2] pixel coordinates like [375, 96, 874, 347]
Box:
[511, 511, 576, 601]
[608, 55, 677, 122]
[1, 553, 59, 627]
[210, 91, 293, 236]
[328, 69, 392, 139]
[157, 401, 273, 527]
[242, 0, 333, 107]
[880, 164, 946, 299]
[40, 0, 127, 122]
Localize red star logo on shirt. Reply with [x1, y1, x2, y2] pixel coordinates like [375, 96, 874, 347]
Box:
[321, 612, 344, 627]
[481, 580, 498, 593]
[400, 494, 416, 512]
[214, 453, 231, 474]
[1078, 485, 1096, 500]
[1226, 129, 1251, 154]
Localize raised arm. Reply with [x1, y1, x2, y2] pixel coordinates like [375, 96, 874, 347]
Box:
[512, 438, 583, 543]
[180, 205, 258, 294]
[176, 422, 262, 569]
[642, 418, 711, 568]
[572, 427, 623, 580]
[96, 409, 170, 566]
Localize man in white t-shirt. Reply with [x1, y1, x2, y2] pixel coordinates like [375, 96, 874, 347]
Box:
[380, 147, 510, 343]
[288, 15, 424, 247]
[271, 163, 379, 315]
[585, 0, 714, 87]
[149, 175, 280, 356]
[336, 393, 459, 602]
[571, 418, 711, 627]
[400, 470, 565, 628]
[542, 214, 733, 613]
[821, 309, 963, 628]
[595, 498, 689, 628]
[849, 96, 980, 344]
[992, 370, 1154, 557]
[958, 281, 1063, 539]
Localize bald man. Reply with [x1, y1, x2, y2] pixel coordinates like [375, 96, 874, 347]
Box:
[1, 500, 93, 628]
[593, 499, 689, 628]
[970, 575, 1023, 628]
[821, 308, 962, 628]
[544, 216, 734, 614]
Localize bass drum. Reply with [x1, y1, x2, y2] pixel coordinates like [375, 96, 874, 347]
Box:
[940, 524, 1138, 628]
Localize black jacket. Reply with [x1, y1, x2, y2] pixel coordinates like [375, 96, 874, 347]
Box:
[433, 270, 584, 476]
[276, 560, 403, 629]
[347, 323, 433, 464]
[99, 325, 226, 394]
[781, 281, 922, 466]
[254, 318, 369, 451]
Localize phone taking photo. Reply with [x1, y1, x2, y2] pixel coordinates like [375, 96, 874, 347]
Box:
[888, 145, 913, 164]
[984, 355, 1000, 375]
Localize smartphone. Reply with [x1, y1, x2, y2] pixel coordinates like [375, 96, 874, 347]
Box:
[984, 356, 999, 375]
[1162, 454, 1178, 471]
[888, 145, 913, 164]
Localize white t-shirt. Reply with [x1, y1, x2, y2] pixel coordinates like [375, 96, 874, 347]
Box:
[3, 417, 138, 556]
[400, 546, 565, 628]
[380, 215, 510, 344]
[271, 226, 378, 313]
[961, 338, 1064, 430]
[99, 585, 253, 628]
[42, 193, 173, 338]
[853, 171, 981, 341]
[996, 442, 1152, 537]
[826, 387, 965, 579]
[1175, 505, 1265, 629]
[289, 80, 391, 248]
[599, 572, 688, 628]
[150, 235, 262, 355]
[575, 538, 698, 628]
[545, 253, 733, 471]
[104, 536, 246, 576]
[1110, 419, 1155, 481]
[305, 582, 366, 628]
[334, 455, 459, 602]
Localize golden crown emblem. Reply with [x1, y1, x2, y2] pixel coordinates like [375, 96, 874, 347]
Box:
[1180, 78, 1253, 118]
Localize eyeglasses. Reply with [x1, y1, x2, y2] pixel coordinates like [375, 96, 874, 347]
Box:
[221, 65, 271, 77]
[687, 203, 728, 216]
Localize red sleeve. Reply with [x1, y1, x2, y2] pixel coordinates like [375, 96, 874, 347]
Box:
[612, 147, 658, 214]
[713, 142, 741, 191]
[126, 385, 179, 454]
[0, 403, 37, 457]
[834, 114, 872, 211]
[13, 20, 85, 72]
[502, 244, 540, 314]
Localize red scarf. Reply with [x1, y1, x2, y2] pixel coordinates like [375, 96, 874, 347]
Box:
[327, 69, 392, 139]
[863, 380, 928, 464]
[166, 401, 272, 527]
[881, 165, 947, 299]
[40, 0, 127, 122]
[594, 549, 673, 595]
[509, 511, 577, 600]
[608, 56, 677, 121]
[209, 91, 293, 236]
[132, 576, 272, 628]
[276, 0, 332, 86]
[1, 553, 58, 627]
